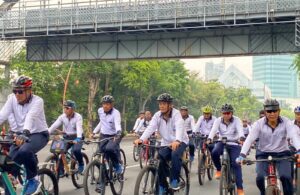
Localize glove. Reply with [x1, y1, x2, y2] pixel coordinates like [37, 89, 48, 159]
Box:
[114, 131, 122, 141]
[23, 129, 31, 137]
[73, 137, 81, 143]
[236, 155, 246, 165]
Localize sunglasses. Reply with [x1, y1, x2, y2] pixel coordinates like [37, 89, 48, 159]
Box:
[266, 110, 278, 113]
[222, 112, 231, 115]
[12, 89, 25, 95]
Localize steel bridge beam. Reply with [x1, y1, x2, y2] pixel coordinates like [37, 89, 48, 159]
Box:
[27, 23, 300, 61]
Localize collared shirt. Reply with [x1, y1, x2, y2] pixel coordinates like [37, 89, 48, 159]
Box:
[243, 124, 251, 135]
[135, 118, 151, 133]
[133, 117, 143, 131]
[140, 108, 188, 146]
[48, 112, 83, 138]
[93, 107, 122, 135]
[0, 94, 48, 133]
[8, 113, 18, 132]
[241, 116, 300, 155]
[208, 115, 244, 144]
[194, 115, 216, 135]
[182, 115, 195, 133]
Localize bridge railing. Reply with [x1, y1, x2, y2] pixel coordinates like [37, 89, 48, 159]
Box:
[0, 0, 299, 37]
[0, 40, 25, 64]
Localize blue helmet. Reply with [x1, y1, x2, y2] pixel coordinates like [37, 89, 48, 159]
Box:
[63, 100, 76, 109]
[294, 106, 300, 113]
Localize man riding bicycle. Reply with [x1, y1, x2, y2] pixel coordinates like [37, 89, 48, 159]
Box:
[133, 111, 145, 134]
[237, 99, 300, 195]
[48, 100, 85, 175]
[207, 103, 245, 195]
[135, 110, 152, 136]
[92, 95, 124, 191]
[0, 76, 49, 194]
[134, 93, 188, 195]
[180, 106, 195, 161]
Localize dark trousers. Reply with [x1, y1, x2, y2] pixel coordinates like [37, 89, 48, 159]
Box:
[98, 134, 121, 167]
[211, 142, 243, 189]
[64, 134, 84, 165]
[188, 138, 195, 157]
[256, 150, 293, 195]
[9, 131, 49, 179]
[157, 143, 187, 187]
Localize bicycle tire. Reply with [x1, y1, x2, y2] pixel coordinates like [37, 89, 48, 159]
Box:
[198, 152, 206, 185]
[109, 159, 124, 195]
[38, 167, 59, 195]
[220, 165, 229, 195]
[133, 145, 140, 162]
[120, 148, 127, 173]
[43, 154, 60, 181]
[134, 166, 157, 195]
[83, 160, 105, 195]
[169, 163, 190, 195]
[266, 186, 281, 195]
[206, 151, 214, 181]
[71, 152, 89, 188]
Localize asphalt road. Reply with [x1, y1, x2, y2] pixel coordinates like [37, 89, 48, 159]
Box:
[37, 138, 260, 195]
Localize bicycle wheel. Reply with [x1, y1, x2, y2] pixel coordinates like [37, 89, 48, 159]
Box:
[134, 166, 158, 195]
[170, 163, 190, 195]
[71, 152, 89, 188]
[198, 153, 206, 185]
[37, 168, 59, 195]
[83, 160, 105, 195]
[43, 154, 60, 181]
[206, 151, 214, 181]
[120, 149, 127, 173]
[109, 159, 124, 195]
[220, 165, 229, 195]
[133, 145, 140, 162]
[266, 186, 281, 195]
[139, 146, 149, 169]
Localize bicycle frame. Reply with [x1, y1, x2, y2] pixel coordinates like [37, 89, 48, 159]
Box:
[267, 162, 278, 186]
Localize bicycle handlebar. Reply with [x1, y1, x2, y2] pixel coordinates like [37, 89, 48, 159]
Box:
[244, 156, 295, 165]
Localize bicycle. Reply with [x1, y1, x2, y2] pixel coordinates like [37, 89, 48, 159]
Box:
[196, 134, 214, 186]
[0, 139, 59, 195]
[83, 137, 126, 195]
[244, 156, 295, 195]
[133, 132, 143, 162]
[134, 143, 190, 195]
[218, 137, 240, 195]
[43, 135, 89, 188]
[139, 134, 157, 169]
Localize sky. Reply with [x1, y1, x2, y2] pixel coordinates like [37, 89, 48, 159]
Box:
[181, 56, 253, 80]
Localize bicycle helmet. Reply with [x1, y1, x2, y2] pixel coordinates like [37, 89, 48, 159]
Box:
[156, 93, 173, 103]
[102, 95, 114, 103]
[180, 106, 188, 111]
[221, 104, 234, 113]
[202, 105, 212, 113]
[263, 99, 280, 111]
[63, 100, 76, 109]
[294, 106, 300, 113]
[12, 75, 32, 88]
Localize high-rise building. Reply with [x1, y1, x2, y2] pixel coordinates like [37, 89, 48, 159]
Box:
[205, 60, 225, 81]
[253, 55, 299, 98]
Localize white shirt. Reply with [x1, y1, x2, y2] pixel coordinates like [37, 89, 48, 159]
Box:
[208, 115, 244, 145]
[0, 94, 48, 133]
[182, 115, 195, 133]
[243, 124, 251, 135]
[135, 118, 151, 133]
[48, 112, 83, 138]
[140, 108, 188, 146]
[194, 115, 216, 135]
[133, 117, 143, 131]
[241, 116, 300, 155]
[93, 107, 122, 135]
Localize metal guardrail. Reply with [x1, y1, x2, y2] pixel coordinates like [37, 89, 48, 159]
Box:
[0, 40, 25, 64]
[0, 0, 299, 38]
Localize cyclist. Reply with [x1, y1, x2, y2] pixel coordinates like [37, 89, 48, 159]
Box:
[92, 95, 123, 191]
[180, 106, 195, 161]
[242, 119, 251, 138]
[207, 103, 245, 195]
[133, 111, 145, 134]
[0, 75, 49, 194]
[135, 110, 152, 135]
[193, 105, 216, 152]
[134, 93, 188, 195]
[236, 99, 300, 195]
[48, 100, 85, 174]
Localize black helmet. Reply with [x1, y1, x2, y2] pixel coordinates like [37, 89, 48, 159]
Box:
[263, 99, 279, 111]
[63, 100, 76, 109]
[102, 95, 114, 103]
[180, 106, 188, 110]
[221, 103, 234, 113]
[12, 75, 32, 88]
[156, 93, 173, 102]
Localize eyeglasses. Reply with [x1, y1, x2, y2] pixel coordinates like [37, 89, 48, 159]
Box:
[266, 110, 278, 113]
[222, 112, 231, 115]
[12, 89, 25, 95]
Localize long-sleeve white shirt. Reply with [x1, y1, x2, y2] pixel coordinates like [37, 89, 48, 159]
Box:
[140, 108, 188, 146]
[208, 115, 244, 145]
[243, 124, 251, 135]
[93, 107, 122, 135]
[194, 115, 216, 135]
[133, 117, 143, 131]
[48, 112, 83, 138]
[182, 115, 195, 133]
[241, 116, 300, 155]
[135, 118, 151, 133]
[0, 94, 48, 133]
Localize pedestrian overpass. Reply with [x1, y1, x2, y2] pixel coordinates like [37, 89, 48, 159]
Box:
[0, 0, 300, 61]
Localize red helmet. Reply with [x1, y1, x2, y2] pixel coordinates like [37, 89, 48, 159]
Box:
[12, 76, 32, 88]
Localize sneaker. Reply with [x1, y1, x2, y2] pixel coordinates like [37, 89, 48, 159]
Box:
[170, 179, 180, 190]
[189, 155, 194, 162]
[158, 185, 166, 195]
[25, 178, 41, 195]
[78, 164, 84, 174]
[237, 188, 245, 195]
[95, 183, 105, 193]
[114, 163, 124, 174]
[215, 171, 221, 179]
